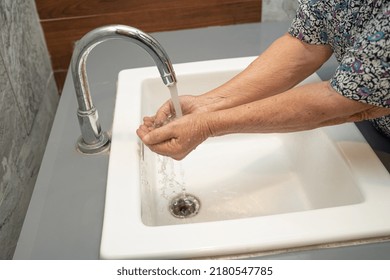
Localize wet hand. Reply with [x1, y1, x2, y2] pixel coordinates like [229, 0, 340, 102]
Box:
[153, 95, 200, 127]
[136, 114, 211, 160]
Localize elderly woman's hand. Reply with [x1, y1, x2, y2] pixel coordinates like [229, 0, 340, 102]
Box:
[136, 113, 212, 160]
[152, 95, 213, 127]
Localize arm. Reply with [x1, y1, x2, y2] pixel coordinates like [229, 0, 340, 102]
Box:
[195, 33, 333, 111]
[205, 81, 390, 135]
[137, 34, 390, 160]
[138, 81, 390, 160]
[153, 33, 332, 124]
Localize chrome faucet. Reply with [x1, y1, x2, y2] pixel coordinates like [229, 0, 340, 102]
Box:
[71, 25, 177, 154]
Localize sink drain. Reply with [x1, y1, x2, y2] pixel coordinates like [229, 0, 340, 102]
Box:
[169, 194, 200, 219]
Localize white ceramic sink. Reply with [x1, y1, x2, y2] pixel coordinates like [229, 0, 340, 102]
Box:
[101, 56, 390, 259]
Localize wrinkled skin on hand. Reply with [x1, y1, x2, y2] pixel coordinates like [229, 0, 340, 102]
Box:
[136, 95, 212, 160]
[153, 95, 208, 126]
[136, 113, 211, 160]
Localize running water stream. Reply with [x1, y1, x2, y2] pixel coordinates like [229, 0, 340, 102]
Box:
[168, 84, 183, 118]
[140, 83, 192, 218]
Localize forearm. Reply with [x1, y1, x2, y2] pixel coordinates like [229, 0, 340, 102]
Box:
[204, 81, 390, 136]
[195, 33, 333, 112]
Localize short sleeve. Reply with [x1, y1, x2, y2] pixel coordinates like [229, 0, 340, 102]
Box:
[288, 0, 329, 45]
[330, 5, 390, 108]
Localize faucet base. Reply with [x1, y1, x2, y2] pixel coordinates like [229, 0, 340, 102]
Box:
[77, 131, 110, 154]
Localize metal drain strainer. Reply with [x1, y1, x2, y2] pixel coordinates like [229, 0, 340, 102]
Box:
[169, 194, 200, 218]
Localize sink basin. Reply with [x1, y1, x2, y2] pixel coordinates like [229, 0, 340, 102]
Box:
[101, 56, 390, 259]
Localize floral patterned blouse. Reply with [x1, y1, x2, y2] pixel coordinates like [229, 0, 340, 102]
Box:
[289, 0, 390, 137]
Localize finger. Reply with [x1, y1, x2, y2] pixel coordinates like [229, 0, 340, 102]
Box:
[147, 138, 180, 158]
[136, 125, 149, 139]
[154, 101, 174, 125]
[144, 120, 155, 129]
[143, 116, 155, 123]
[148, 140, 188, 161]
[140, 123, 151, 131]
[142, 116, 155, 127]
[142, 125, 176, 145]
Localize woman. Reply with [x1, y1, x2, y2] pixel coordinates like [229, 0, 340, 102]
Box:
[137, 0, 390, 160]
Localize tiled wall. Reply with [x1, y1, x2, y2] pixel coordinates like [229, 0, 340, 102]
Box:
[0, 0, 59, 259]
[262, 0, 298, 22]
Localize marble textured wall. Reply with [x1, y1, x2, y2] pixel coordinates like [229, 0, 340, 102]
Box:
[262, 0, 299, 22]
[0, 0, 59, 259]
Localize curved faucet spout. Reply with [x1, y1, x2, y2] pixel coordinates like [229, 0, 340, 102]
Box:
[71, 25, 177, 154]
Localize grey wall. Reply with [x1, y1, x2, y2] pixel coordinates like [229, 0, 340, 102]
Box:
[0, 0, 59, 259]
[262, 0, 298, 22]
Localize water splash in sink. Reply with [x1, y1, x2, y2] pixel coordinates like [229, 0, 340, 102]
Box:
[141, 150, 192, 225]
[157, 155, 187, 199]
